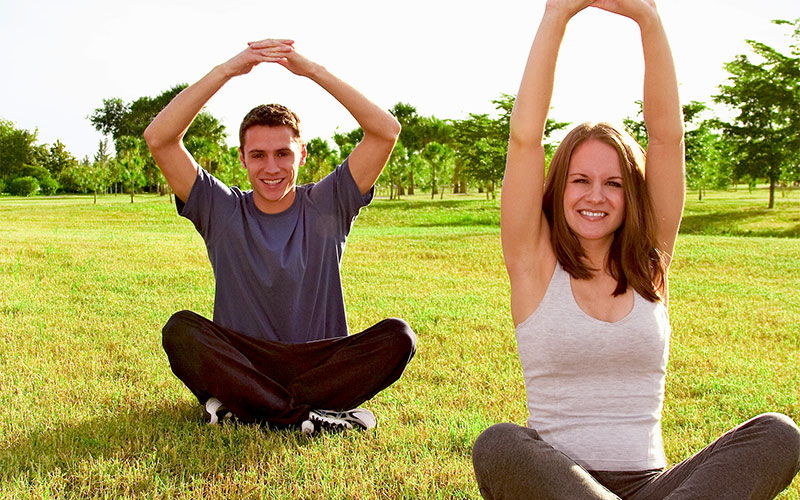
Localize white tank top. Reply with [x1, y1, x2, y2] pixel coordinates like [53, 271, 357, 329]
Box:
[515, 263, 670, 471]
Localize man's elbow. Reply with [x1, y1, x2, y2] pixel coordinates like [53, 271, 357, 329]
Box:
[143, 123, 160, 150]
[380, 115, 401, 143]
[143, 122, 176, 152]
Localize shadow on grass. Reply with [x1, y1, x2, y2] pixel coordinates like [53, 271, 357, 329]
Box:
[0, 401, 306, 494]
[366, 198, 501, 228]
[680, 209, 800, 238]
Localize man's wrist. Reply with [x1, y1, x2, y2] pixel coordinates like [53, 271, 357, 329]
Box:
[213, 62, 238, 81]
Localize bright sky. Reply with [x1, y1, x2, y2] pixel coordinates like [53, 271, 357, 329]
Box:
[1, 0, 797, 160]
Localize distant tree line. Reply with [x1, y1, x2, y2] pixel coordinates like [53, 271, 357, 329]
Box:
[1, 18, 797, 208]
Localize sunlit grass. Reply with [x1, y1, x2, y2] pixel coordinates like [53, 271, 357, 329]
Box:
[0, 189, 797, 499]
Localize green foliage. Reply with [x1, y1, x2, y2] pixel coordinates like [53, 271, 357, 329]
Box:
[0, 118, 38, 180]
[37, 139, 78, 177]
[214, 147, 250, 190]
[0, 119, 78, 196]
[300, 137, 338, 184]
[420, 141, 454, 198]
[714, 18, 800, 208]
[12, 164, 58, 194]
[624, 101, 734, 199]
[451, 96, 512, 199]
[118, 155, 147, 203]
[332, 128, 363, 162]
[90, 85, 229, 195]
[38, 174, 59, 196]
[8, 176, 39, 196]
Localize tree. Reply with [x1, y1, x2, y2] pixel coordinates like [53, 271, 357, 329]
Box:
[382, 140, 408, 200]
[624, 100, 735, 199]
[0, 119, 38, 181]
[332, 128, 363, 164]
[216, 146, 249, 191]
[713, 18, 800, 208]
[38, 140, 78, 178]
[8, 176, 39, 196]
[117, 154, 146, 203]
[451, 96, 512, 199]
[390, 103, 425, 195]
[90, 85, 229, 193]
[300, 138, 338, 184]
[421, 141, 454, 199]
[13, 164, 59, 195]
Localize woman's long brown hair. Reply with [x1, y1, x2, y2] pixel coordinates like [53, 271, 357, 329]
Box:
[542, 122, 667, 303]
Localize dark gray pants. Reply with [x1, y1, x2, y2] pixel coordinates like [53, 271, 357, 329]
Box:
[472, 414, 800, 500]
[162, 310, 416, 426]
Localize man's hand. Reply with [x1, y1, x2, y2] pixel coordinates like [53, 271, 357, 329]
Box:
[246, 39, 320, 78]
[220, 39, 295, 78]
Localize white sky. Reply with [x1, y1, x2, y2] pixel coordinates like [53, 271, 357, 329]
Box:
[1, 0, 798, 160]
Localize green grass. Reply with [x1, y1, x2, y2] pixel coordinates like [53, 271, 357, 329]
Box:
[681, 186, 800, 237]
[0, 189, 797, 499]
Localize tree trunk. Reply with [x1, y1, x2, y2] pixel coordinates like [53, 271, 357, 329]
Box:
[407, 171, 415, 195]
[769, 178, 775, 209]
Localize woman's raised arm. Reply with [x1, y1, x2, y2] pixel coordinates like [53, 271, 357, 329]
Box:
[596, 0, 685, 261]
[501, 1, 594, 282]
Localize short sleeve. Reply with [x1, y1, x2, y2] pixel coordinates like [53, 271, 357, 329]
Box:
[307, 158, 373, 226]
[178, 166, 241, 243]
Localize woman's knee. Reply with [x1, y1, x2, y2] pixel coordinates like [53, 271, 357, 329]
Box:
[473, 423, 529, 469]
[749, 413, 800, 472]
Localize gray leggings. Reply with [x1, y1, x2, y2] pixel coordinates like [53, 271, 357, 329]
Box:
[472, 413, 800, 500]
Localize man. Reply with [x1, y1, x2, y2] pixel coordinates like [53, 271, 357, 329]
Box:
[144, 38, 416, 434]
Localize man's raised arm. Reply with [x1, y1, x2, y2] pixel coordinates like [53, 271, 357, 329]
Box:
[144, 40, 294, 202]
[251, 40, 401, 195]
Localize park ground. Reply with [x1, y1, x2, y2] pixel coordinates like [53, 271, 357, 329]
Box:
[0, 187, 798, 499]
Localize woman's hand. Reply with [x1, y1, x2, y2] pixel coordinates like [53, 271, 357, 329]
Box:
[591, 0, 659, 26]
[544, 0, 596, 20]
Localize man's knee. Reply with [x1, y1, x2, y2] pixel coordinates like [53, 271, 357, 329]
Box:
[378, 317, 417, 359]
[162, 310, 203, 353]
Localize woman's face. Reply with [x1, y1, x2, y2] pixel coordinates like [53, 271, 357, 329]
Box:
[562, 139, 626, 246]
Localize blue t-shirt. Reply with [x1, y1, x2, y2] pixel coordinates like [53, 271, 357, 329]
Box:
[177, 159, 373, 343]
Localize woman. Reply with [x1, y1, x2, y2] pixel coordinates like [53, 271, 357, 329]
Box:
[471, 1, 800, 499]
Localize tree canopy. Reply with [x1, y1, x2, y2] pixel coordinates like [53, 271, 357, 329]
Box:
[714, 18, 800, 207]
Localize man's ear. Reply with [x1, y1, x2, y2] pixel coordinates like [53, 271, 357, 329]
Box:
[298, 142, 308, 166]
[239, 147, 246, 169]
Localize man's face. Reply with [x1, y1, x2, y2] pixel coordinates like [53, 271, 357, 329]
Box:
[239, 125, 306, 214]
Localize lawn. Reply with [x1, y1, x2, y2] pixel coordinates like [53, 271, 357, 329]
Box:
[0, 188, 797, 499]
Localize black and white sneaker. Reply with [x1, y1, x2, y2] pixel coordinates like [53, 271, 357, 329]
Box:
[300, 408, 377, 435]
[203, 397, 233, 425]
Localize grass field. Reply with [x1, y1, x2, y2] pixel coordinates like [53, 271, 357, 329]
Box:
[0, 187, 798, 499]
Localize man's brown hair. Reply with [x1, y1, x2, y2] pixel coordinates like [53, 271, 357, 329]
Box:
[239, 104, 302, 148]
